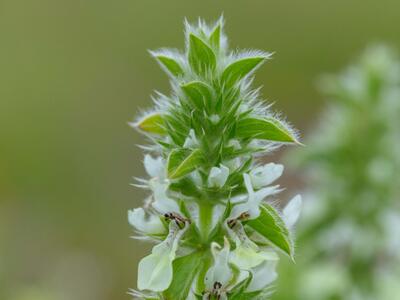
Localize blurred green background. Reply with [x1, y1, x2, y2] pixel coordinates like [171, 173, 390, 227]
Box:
[1, 1, 399, 299]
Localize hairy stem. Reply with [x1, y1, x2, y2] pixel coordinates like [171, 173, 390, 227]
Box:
[199, 201, 213, 242]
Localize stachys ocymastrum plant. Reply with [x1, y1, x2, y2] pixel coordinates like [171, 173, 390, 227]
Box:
[128, 17, 302, 300]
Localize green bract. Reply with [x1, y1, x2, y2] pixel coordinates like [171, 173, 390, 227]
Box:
[128, 17, 302, 300]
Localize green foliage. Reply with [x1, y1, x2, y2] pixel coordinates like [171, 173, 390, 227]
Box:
[188, 33, 216, 75]
[167, 148, 203, 179]
[163, 251, 204, 299]
[221, 56, 268, 87]
[181, 81, 213, 111]
[152, 53, 184, 77]
[247, 205, 294, 259]
[274, 45, 400, 300]
[135, 113, 166, 135]
[236, 117, 298, 143]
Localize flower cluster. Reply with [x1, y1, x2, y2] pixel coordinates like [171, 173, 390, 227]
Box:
[274, 46, 400, 300]
[128, 18, 302, 300]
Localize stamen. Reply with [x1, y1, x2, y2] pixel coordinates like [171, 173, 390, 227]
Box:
[164, 212, 190, 229]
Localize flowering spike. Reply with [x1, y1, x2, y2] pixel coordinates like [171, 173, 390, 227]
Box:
[128, 17, 301, 299]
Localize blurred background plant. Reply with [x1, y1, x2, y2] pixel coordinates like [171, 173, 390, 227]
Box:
[1, 0, 400, 299]
[273, 45, 400, 300]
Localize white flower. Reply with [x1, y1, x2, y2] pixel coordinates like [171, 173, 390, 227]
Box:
[128, 208, 166, 235]
[208, 164, 230, 188]
[149, 179, 181, 214]
[229, 139, 242, 150]
[381, 210, 400, 258]
[282, 195, 302, 229]
[227, 221, 278, 270]
[204, 238, 232, 290]
[137, 222, 187, 292]
[183, 129, 198, 148]
[190, 170, 203, 186]
[229, 174, 280, 220]
[222, 140, 243, 171]
[223, 157, 242, 171]
[209, 114, 220, 124]
[246, 260, 278, 292]
[144, 155, 165, 179]
[249, 163, 284, 189]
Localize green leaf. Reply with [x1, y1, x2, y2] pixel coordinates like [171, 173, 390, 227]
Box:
[153, 54, 184, 77]
[221, 56, 268, 86]
[193, 294, 203, 300]
[246, 204, 294, 259]
[236, 117, 298, 143]
[209, 24, 221, 50]
[170, 178, 202, 198]
[134, 113, 166, 135]
[228, 272, 253, 299]
[188, 33, 216, 75]
[163, 251, 204, 300]
[229, 273, 269, 300]
[230, 290, 269, 300]
[167, 149, 203, 179]
[181, 81, 212, 111]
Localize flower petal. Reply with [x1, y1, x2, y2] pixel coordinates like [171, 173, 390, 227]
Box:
[282, 195, 302, 229]
[128, 208, 166, 235]
[204, 238, 232, 289]
[149, 179, 181, 214]
[144, 155, 165, 178]
[229, 174, 280, 220]
[138, 222, 187, 291]
[208, 164, 230, 188]
[183, 129, 198, 148]
[249, 163, 283, 189]
[227, 221, 276, 270]
[246, 260, 278, 292]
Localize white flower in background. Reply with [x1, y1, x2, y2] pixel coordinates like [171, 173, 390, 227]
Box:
[282, 195, 302, 229]
[208, 164, 230, 188]
[273, 46, 400, 300]
[299, 263, 349, 300]
[229, 174, 280, 220]
[128, 208, 166, 235]
[249, 163, 284, 189]
[138, 222, 188, 292]
[381, 211, 400, 258]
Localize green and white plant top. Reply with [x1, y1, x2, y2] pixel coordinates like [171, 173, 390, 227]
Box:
[128, 18, 302, 300]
